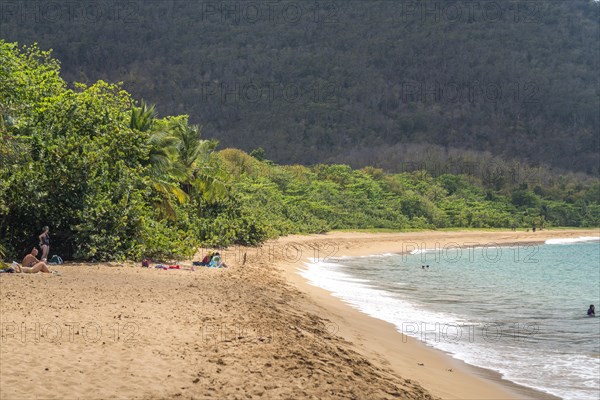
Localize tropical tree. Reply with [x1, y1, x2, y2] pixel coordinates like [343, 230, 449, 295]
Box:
[129, 103, 187, 219]
[170, 120, 228, 202]
[145, 129, 189, 219]
[130, 105, 228, 218]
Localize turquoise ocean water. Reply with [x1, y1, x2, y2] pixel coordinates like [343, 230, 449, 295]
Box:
[300, 237, 600, 399]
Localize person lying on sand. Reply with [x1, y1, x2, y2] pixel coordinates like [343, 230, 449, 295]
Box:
[19, 248, 52, 273]
[200, 251, 214, 266]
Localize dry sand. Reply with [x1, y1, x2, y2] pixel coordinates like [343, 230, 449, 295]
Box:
[1, 229, 597, 399]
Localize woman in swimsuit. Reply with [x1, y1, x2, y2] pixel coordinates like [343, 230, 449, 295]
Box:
[39, 226, 50, 261]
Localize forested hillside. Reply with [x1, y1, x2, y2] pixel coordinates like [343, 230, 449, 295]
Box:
[1, 0, 598, 174]
[1, 42, 598, 262]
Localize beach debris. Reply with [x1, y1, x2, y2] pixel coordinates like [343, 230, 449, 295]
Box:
[447, 369, 453, 372]
[417, 363, 424, 366]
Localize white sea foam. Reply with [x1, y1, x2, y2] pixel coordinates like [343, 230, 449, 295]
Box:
[409, 248, 437, 255]
[545, 236, 600, 245]
[299, 260, 456, 325]
[298, 255, 600, 400]
[337, 253, 396, 259]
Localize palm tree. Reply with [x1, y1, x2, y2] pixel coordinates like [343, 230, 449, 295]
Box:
[170, 121, 228, 202]
[130, 103, 227, 218]
[130, 101, 188, 219]
[146, 128, 189, 219]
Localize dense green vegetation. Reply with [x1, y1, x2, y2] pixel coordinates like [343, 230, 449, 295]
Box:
[0, 42, 598, 261]
[1, 0, 598, 174]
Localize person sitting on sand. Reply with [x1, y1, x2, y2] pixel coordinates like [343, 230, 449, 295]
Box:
[209, 252, 221, 268]
[209, 252, 227, 268]
[19, 248, 52, 273]
[588, 305, 595, 317]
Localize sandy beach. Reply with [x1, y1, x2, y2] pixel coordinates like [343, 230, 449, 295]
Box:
[1, 229, 598, 399]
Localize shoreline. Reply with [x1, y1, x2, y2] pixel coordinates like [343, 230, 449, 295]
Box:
[271, 229, 599, 399]
[1, 228, 597, 399]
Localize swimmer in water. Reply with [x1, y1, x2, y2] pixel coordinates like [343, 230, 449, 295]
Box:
[587, 305, 595, 317]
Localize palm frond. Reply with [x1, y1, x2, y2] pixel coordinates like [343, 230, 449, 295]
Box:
[151, 180, 190, 205]
[130, 100, 157, 132]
